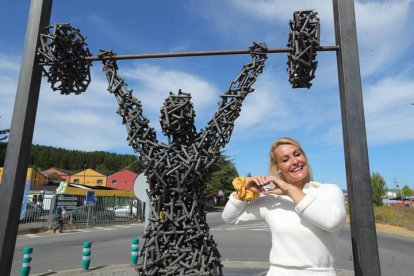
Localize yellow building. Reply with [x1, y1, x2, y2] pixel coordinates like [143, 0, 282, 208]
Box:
[70, 168, 107, 187]
[62, 186, 135, 197]
[0, 167, 48, 186]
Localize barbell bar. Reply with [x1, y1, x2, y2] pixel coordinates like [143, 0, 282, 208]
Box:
[82, 45, 338, 61]
[38, 10, 325, 93]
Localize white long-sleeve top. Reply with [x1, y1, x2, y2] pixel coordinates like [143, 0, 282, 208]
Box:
[222, 181, 346, 275]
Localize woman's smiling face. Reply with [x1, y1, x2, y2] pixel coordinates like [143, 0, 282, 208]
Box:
[274, 143, 310, 186]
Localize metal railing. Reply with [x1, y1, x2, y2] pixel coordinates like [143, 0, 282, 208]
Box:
[18, 194, 143, 230]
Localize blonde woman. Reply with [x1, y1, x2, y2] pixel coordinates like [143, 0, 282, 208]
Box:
[222, 137, 346, 276]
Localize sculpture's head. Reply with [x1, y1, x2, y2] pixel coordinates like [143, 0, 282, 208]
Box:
[160, 90, 197, 144]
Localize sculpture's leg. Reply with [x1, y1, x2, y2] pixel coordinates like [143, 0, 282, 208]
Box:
[137, 189, 222, 275]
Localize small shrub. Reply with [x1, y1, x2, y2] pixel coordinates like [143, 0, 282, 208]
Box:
[374, 205, 414, 231]
[375, 206, 396, 223]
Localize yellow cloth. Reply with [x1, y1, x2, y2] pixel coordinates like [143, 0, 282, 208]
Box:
[232, 177, 259, 201]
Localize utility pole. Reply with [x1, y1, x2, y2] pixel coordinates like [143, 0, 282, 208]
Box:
[393, 178, 400, 195]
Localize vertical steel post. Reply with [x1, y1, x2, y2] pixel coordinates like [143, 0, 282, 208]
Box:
[332, 0, 381, 275]
[0, 0, 53, 274]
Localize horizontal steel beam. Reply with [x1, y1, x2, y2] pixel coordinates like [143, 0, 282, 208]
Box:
[83, 45, 339, 61]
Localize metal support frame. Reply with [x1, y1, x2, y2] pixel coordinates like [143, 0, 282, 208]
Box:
[0, 0, 382, 274]
[333, 0, 381, 275]
[0, 0, 52, 275]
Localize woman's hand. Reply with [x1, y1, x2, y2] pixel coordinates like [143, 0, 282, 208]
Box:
[260, 175, 288, 195]
[245, 176, 267, 194]
[261, 175, 306, 204]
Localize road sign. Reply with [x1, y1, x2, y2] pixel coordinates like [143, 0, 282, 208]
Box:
[56, 195, 78, 209]
[86, 190, 96, 205]
[133, 173, 148, 202]
[133, 174, 150, 228]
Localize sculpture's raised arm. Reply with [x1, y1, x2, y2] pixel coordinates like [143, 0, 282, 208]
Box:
[100, 50, 159, 165]
[196, 43, 268, 156]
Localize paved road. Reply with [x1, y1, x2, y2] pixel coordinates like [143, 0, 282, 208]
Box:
[11, 212, 414, 275]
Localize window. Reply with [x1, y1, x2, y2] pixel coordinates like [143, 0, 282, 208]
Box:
[96, 179, 103, 185]
[112, 180, 117, 185]
[74, 179, 79, 183]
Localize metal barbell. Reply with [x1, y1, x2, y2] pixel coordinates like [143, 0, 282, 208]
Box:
[37, 10, 330, 94]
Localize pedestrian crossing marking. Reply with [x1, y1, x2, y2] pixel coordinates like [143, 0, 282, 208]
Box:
[18, 223, 144, 239]
[24, 234, 40, 238]
[212, 222, 270, 232]
[95, 227, 112, 230]
[235, 223, 268, 229]
[76, 228, 90, 232]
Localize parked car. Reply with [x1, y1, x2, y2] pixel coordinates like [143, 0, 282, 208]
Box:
[114, 205, 137, 218]
[20, 203, 41, 223]
[69, 205, 115, 223]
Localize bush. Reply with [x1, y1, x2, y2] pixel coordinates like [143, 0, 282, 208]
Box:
[374, 206, 414, 231]
[374, 206, 396, 223]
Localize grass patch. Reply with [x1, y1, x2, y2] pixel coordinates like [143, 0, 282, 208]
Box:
[374, 206, 414, 231]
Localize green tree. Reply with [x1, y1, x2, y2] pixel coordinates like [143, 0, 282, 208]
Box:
[396, 188, 402, 197]
[95, 163, 110, 176]
[0, 142, 7, 166]
[205, 154, 238, 198]
[401, 185, 413, 197]
[0, 116, 9, 142]
[371, 172, 387, 206]
[0, 129, 8, 141]
[0, 142, 143, 174]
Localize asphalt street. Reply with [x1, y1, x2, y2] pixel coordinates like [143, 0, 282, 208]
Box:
[11, 211, 414, 276]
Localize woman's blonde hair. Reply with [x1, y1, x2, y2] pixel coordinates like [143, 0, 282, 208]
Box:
[269, 137, 312, 182]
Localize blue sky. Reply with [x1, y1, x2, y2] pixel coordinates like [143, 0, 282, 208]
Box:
[1, 0, 413, 190]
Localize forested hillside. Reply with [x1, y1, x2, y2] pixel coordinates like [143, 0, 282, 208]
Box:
[0, 142, 238, 196]
[0, 142, 143, 175]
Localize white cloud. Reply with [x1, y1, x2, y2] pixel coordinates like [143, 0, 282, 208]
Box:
[301, 74, 414, 147]
[363, 76, 414, 144]
[232, 69, 341, 141]
[188, 0, 413, 80]
[228, 0, 334, 25]
[0, 54, 20, 73]
[2, 0, 414, 153]
[123, 63, 220, 123]
[0, 54, 21, 125]
[185, 0, 335, 46]
[319, 125, 343, 147]
[1, 57, 224, 152]
[168, 42, 192, 53]
[33, 70, 128, 151]
[355, 0, 412, 77]
[235, 73, 290, 130]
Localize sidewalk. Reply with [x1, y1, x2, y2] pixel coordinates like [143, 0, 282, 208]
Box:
[32, 261, 354, 276]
